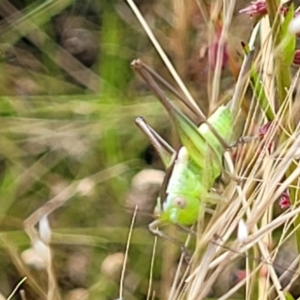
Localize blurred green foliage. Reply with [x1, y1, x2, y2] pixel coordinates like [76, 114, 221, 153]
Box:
[0, 0, 170, 299]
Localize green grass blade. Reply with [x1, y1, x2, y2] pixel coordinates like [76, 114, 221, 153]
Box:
[243, 43, 275, 121]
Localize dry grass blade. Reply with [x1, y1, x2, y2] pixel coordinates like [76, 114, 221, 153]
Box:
[7, 277, 27, 300]
[119, 205, 138, 299]
[209, 0, 235, 111]
[126, 0, 203, 117]
[146, 236, 157, 300]
[23, 163, 129, 242]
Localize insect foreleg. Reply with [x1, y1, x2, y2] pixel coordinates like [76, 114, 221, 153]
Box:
[149, 220, 185, 247]
[175, 223, 196, 235]
[228, 134, 260, 149]
[149, 220, 192, 260]
[202, 191, 226, 204]
[228, 122, 275, 149]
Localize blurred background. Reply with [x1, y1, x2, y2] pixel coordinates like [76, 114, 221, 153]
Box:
[0, 0, 254, 299]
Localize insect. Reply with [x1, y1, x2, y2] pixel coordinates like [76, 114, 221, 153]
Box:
[131, 60, 300, 297]
[131, 59, 246, 239]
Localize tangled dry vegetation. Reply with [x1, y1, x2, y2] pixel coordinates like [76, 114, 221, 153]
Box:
[125, 0, 300, 300]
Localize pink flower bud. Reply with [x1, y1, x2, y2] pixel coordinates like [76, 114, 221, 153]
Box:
[259, 122, 275, 154]
[239, 1, 267, 17]
[208, 23, 228, 70]
[259, 121, 272, 137]
[293, 49, 300, 65]
[279, 189, 290, 209]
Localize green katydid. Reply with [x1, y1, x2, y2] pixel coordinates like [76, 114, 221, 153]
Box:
[132, 58, 300, 296]
[135, 107, 232, 238]
[131, 54, 254, 238]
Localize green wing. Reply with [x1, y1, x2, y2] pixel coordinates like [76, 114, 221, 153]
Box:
[197, 105, 233, 189]
[160, 105, 233, 225]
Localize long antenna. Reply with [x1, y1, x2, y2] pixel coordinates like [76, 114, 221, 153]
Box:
[126, 0, 203, 116]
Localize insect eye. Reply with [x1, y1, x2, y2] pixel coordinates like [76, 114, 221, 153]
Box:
[174, 197, 186, 209]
